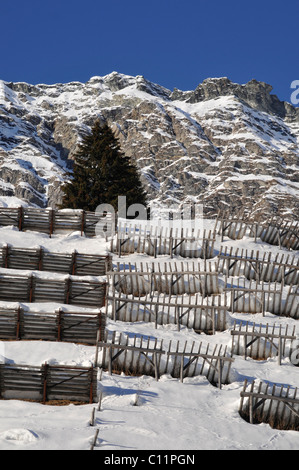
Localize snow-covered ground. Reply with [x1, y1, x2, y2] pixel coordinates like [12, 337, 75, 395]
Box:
[0, 215, 298, 451]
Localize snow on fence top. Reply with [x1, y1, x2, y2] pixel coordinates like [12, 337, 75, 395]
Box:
[0, 206, 115, 237]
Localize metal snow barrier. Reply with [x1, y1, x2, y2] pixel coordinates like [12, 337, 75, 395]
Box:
[0, 363, 98, 403]
[111, 222, 216, 259]
[239, 380, 299, 431]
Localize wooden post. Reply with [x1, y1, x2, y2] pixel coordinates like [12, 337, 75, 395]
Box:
[42, 362, 48, 404]
[108, 345, 112, 375]
[94, 330, 100, 367]
[218, 358, 222, 390]
[154, 352, 158, 381]
[4, 244, 9, 269]
[169, 229, 173, 259]
[90, 429, 99, 450]
[16, 305, 21, 340]
[176, 306, 180, 332]
[81, 210, 85, 236]
[90, 407, 96, 426]
[89, 366, 94, 404]
[29, 274, 34, 303]
[278, 337, 282, 366]
[180, 355, 184, 383]
[97, 391, 103, 411]
[49, 209, 54, 238]
[57, 308, 62, 342]
[65, 277, 71, 304]
[71, 250, 77, 275]
[38, 246, 43, 271]
[249, 394, 253, 424]
[18, 206, 23, 231]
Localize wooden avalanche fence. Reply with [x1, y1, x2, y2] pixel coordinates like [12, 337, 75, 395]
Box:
[111, 222, 216, 259]
[106, 291, 229, 334]
[216, 210, 299, 250]
[217, 246, 299, 285]
[0, 305, 106, 345]
[107, 264, 298, 317]
[0, 272, 107, 308]
[224, 279, 299, 318]
[0, 363, 98, 403]
[96, 331, 234, 388]
[0, 244, 112, 276]
[231, 321, 296, 362]
[108, 261, 223, 297]
[239, 380, 299, 431]
[0, 207, 114, 238]
[259, 219, 299, 251]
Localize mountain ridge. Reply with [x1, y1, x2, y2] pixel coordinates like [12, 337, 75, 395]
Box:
[0, 72, 298, 219]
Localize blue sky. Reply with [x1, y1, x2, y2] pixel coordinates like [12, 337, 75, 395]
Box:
[1, 0, 298, 103]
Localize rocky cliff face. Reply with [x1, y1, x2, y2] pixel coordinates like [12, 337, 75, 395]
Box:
[0, 72, 298, 219]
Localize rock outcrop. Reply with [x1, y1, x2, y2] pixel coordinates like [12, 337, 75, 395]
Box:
[0, 72, 298, 219]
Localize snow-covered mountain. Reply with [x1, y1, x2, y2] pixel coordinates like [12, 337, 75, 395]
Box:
[0, 72, 298, 219]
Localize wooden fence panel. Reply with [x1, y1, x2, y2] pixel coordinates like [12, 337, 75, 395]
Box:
[0, 364, 44, 401]
[224, 279, 299, 318]
[70, 279, 107, 308]
[231, 320, 296, 362]
[22, 208, 53, 234]
[0, 244, 111, 276]
[0, 363, 98, 403]
[45, 365, 97, 403]
[98, 331, 165, 381]
[0, 272, 107, 308]
[216, 210, 299, 250]
[106, 291, 229, 334]
[112, 222, 216, 259]
[165, 340, 234, 388]
[260, 219, 299, 250]
[0, 307, 106, 344]
[108, 261, 223, 297]
[0, 274, 30, 302]
[0, 307, 19, 339]
[217, 246, 299, 285]
[0, 208, 20, 229]
[239, 380, 299, 430]
[0, 207, 115, 238]
[97, 332, 234, 387]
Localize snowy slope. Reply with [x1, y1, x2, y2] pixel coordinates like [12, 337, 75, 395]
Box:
[0, 218, 298, 451]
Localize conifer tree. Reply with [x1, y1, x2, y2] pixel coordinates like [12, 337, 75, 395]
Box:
[60, 120, 147, 213]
